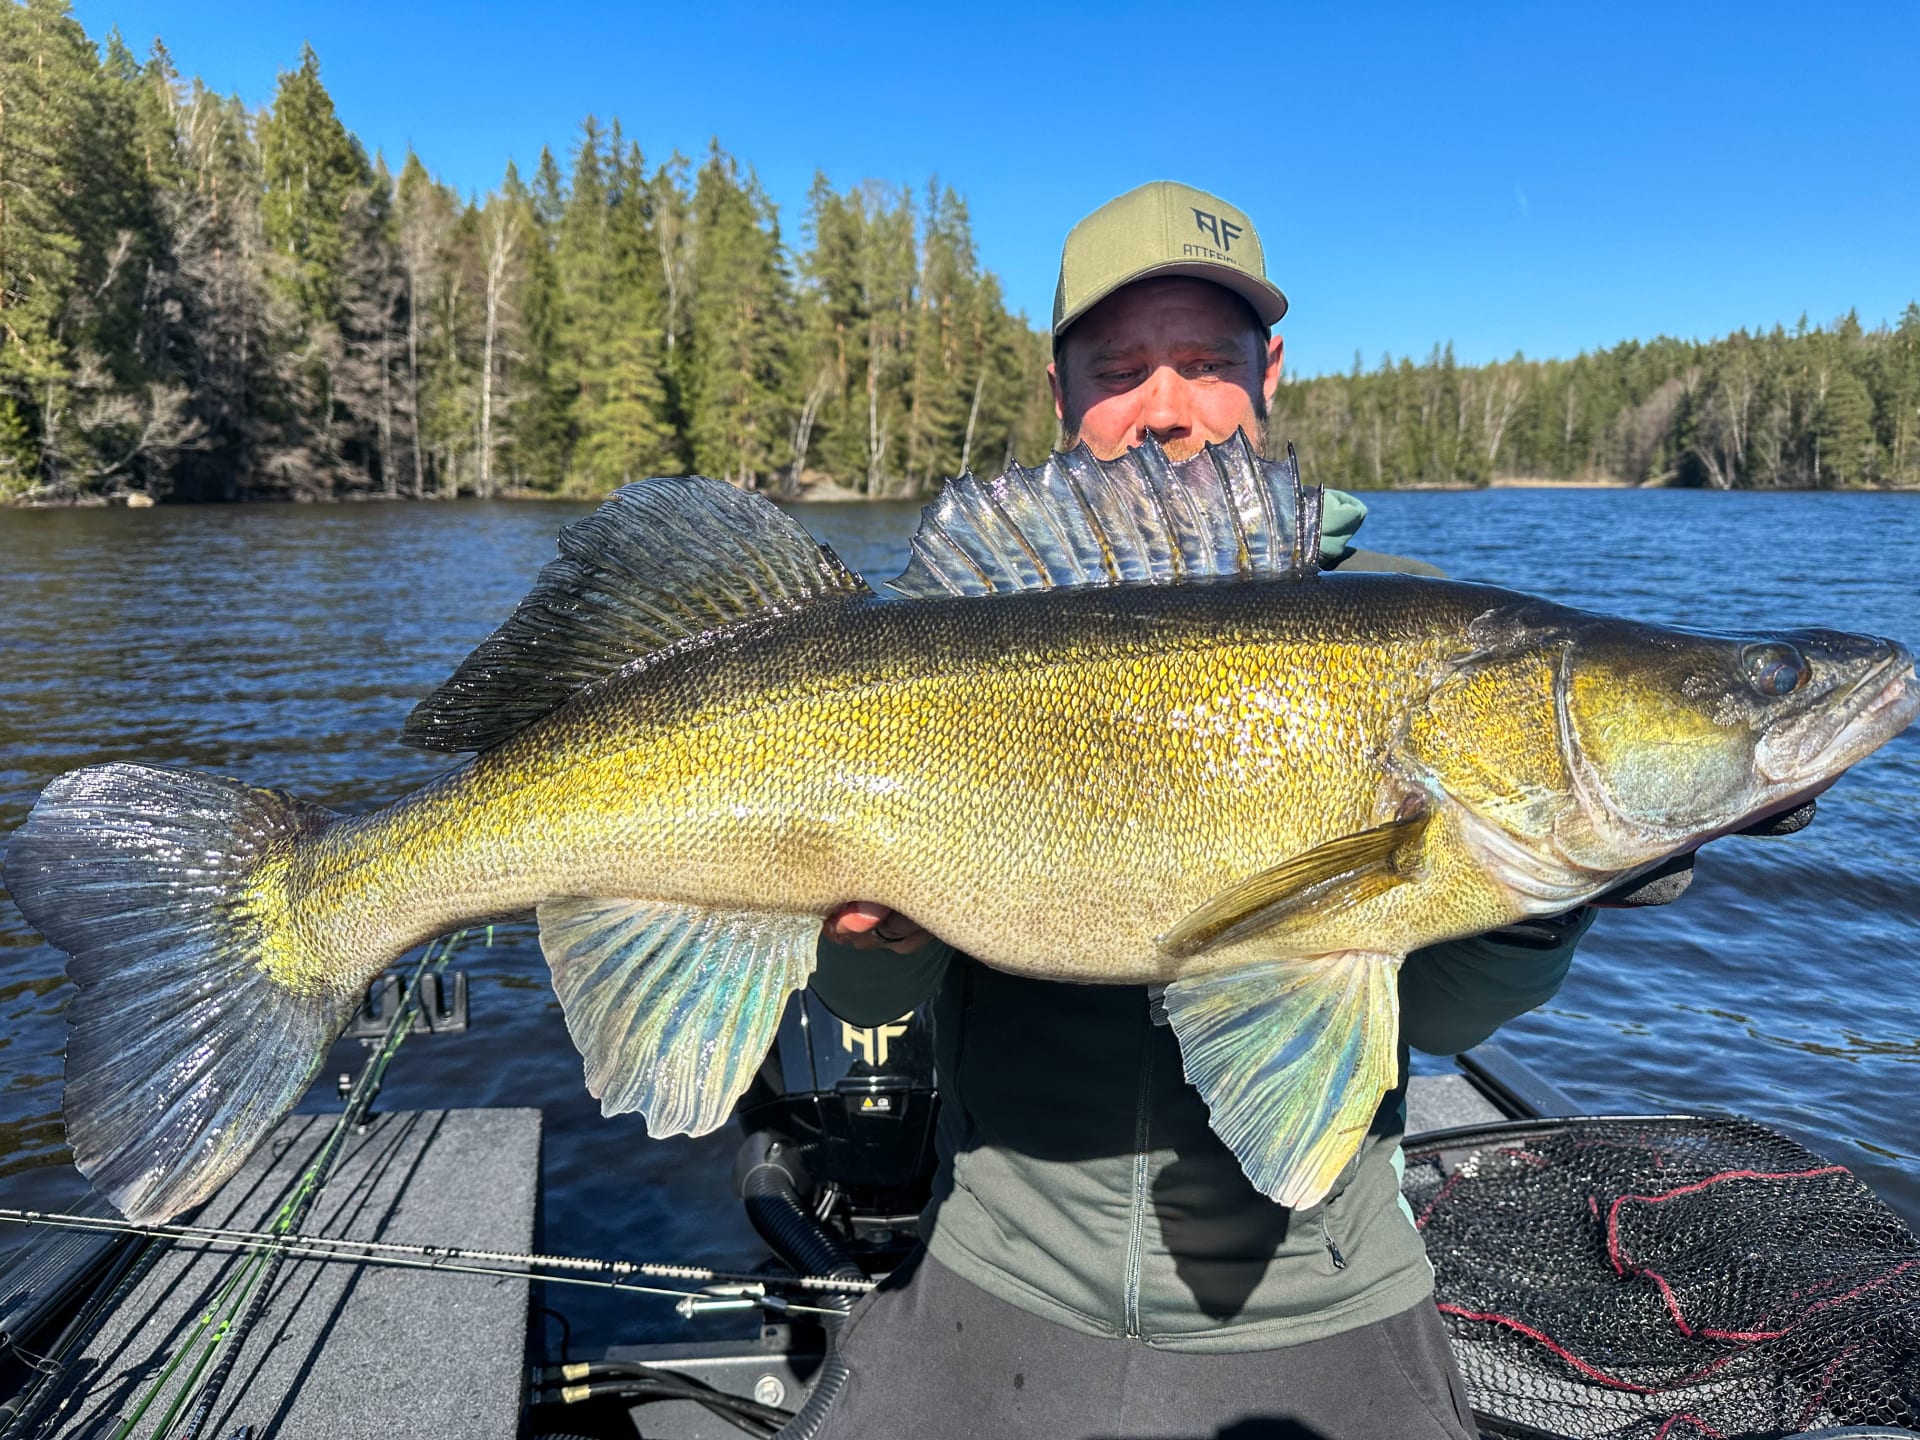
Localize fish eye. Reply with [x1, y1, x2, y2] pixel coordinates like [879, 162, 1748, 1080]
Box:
[1742, 643, 1808, 698]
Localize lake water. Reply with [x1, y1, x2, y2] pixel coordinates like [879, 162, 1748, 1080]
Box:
[0, 487, 1915, 1353]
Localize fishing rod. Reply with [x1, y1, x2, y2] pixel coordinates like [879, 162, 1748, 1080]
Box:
[102, 930, 469, 1440]
[0, 1207, 876, 1308]
[0, 1229, 165, 1440]
[0, 926, 873, 1439]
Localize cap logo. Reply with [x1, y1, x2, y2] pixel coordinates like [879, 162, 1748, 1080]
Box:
[1191, 208, 1244, 254]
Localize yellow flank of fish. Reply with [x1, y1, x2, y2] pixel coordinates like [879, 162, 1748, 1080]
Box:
[239, 848, 308, 989]
[263, 584, 1525, 992]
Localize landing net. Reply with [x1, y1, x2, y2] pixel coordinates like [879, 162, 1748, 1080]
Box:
[1403, 1116, 1920, 1439]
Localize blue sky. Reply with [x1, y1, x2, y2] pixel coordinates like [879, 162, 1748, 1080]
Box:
[69, 0, 1919, 376]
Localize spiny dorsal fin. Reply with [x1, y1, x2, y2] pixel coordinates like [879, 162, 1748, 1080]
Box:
[403, 477, 869, 753]
[887, 431, 1329, 599]
[1284, 443, 1323, 574]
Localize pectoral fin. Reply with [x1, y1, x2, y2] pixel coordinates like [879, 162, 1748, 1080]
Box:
[1160, 809, 1429, 960]
[1163, 951, 1402, 1210]
[537, 897, 818, 1136]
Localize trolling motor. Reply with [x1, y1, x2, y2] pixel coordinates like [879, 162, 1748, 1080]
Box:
[733, 989, 940, 1280]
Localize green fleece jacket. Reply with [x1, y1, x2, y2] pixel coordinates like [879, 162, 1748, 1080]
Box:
[808, 498, 1590, 1351]
[812, 919, 1586, 1352]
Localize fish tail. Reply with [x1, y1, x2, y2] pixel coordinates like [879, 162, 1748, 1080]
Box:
[4, 762, 364, 1224]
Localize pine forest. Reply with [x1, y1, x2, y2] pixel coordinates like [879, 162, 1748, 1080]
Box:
[3, 2, 1916, 505]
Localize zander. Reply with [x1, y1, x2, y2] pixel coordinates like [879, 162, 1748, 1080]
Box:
[8, 435, 1917, 1226]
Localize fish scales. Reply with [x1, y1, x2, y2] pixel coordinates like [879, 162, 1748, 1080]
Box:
[274, 576, 1513, 993]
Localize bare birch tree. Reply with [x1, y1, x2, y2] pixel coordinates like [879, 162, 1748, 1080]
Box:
[394, 156, 452, 496]
[787, 365, 830, 497]
[477, 196, 523, 496]
[1480, 365, 1523, 473]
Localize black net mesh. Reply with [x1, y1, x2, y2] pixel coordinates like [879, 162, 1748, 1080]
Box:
[1403, 1117, 1920, 1440]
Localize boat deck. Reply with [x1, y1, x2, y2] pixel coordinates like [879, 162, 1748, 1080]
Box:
[1405, 1071, 1504, 1136]
[42, 1107, 539, 1440]
[11, 1059, 1562, 1438]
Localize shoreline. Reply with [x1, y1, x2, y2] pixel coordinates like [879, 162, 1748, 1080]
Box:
[1487, 475, 1634, 489]
[9, 479, 1920, 509]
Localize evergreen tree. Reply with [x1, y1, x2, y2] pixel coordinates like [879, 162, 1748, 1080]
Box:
[795, 174, 872, 487]
[860, 185, 917, 494]
[419, 197, 484, 497]
[651, 151, 695, 371]
[555, 119, 677, 491]
[0, 0, 132, 492]
[905, 183, 975, 487]
[686, 143, 792, 488]
[1884, 304, 1920, 481]
[83, 26, 161, 384]
[333, 160, 407, 494]
[968, 275, 1050, 475]
[127, 38, 185, 191]
[1812, 369, 1877, 487]
[255, 44, 368, 325]
[503, 150, 570, 490]
[255, 43, 377, 494]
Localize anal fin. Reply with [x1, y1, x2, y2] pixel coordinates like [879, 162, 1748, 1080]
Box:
[538, 897, 818, 1136]
[1163, 951, 1401, 1210]
[1160, 809, 1428, 959]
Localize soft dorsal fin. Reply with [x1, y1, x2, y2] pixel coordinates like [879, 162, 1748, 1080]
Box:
[403, 477, 869, 753]
[887, 432, 1326, 599]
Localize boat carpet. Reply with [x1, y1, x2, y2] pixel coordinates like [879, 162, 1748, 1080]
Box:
[46, 1106, 540, 1440]
[1406, 1073, 1505, 1137]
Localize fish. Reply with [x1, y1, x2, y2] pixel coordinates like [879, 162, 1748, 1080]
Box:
[5, 434, 1917, 1227]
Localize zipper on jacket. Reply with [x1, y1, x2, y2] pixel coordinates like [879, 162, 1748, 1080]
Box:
[1121, 1032, 1155, 1338]
[1320, 1214, 1348, 1271]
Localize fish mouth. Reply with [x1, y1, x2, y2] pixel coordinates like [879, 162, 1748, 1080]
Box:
[1838, 662, 1920, 752]
[1759, 647, 1920, 787]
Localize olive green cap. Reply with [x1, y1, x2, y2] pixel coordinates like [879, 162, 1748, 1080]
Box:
[1052, 181, 1289, 344]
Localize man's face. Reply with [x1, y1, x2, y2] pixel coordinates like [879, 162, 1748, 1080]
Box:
[1049, 276, 1284, 462]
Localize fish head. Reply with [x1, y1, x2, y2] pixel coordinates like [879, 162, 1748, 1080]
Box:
[1410, 600, 1919, 908]
[1556, 621, 1918, 858]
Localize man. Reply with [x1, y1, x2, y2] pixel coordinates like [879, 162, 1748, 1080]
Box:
[801, 181, 1592, 1439]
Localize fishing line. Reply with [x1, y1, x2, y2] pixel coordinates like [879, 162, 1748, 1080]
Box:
[0, 1213, 871, 1313]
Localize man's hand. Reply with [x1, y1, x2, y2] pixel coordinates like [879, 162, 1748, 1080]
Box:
[1589, 798, 1819, 908]
[1590, 852, 1694, 908]
[823, 902, 936, 954]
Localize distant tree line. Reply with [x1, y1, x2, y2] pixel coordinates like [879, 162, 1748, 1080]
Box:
[1272, 312, 1920, 491]
[4, 1, 1915, 504]
[0, 3, 1057, 503]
